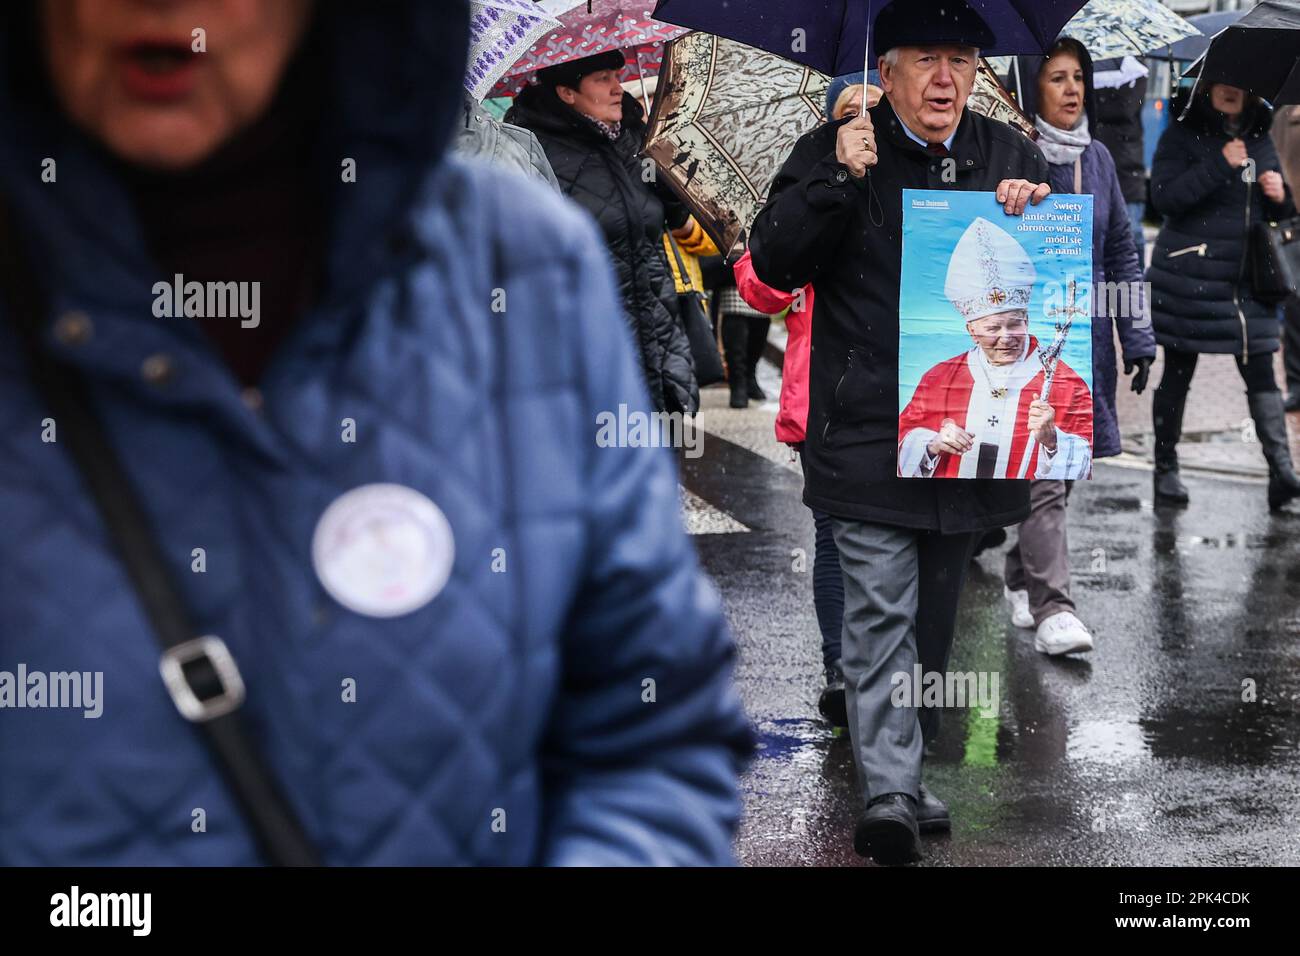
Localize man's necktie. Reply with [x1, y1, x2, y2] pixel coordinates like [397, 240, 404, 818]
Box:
[927, 143, 949, 157]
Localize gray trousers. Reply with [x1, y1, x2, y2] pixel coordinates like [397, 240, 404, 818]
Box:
[1004, 479, 1074, 624]
[830, 518, 976, 804]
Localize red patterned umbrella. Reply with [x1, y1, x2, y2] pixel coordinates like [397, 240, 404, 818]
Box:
[488, 1, 687, 97]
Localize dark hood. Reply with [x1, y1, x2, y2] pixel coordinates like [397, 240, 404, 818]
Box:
[0, 0, 470, 307]
[1010, 37, 1099, 132]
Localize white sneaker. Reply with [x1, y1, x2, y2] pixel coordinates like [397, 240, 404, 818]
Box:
[1034, 611, 1094, 656]
[1003, 586, 1033, 629]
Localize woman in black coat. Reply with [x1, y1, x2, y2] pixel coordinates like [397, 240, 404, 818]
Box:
[507, 51, 698, 415]
[1147, 82, 1300, 510]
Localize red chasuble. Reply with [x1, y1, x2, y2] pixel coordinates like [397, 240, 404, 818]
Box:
[898, 336, 1093, 480]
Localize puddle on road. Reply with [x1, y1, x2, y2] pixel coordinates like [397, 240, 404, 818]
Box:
[1085, 496, 1143, 514]
[1045, 709, 1298, 768]
[1073, 572, 1136, 591]
[753, 717, 835, 763]
[1152, 531, 1300, 555]
[1087, 540, 1140, 560]
[1067, 718, 1150, 766]
[1183, 533, 1282, 550]
[1141, 706, 1300, 765]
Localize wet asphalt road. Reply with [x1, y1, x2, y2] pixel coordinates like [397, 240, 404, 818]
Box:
[682, 384, 1300, 867]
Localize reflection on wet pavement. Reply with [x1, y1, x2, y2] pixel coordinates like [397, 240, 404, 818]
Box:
[684, 422, 1300, 866]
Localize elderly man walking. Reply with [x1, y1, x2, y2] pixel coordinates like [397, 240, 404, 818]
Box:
[750, 0, 1050, 865]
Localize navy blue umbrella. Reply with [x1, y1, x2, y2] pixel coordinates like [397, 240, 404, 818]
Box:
[652, 0, 1092, 78]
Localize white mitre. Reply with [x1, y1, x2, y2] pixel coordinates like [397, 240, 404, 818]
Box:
[944, 216, 1037, 322]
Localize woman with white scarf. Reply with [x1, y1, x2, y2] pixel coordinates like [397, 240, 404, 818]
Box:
[1000, 38, 1157, 656]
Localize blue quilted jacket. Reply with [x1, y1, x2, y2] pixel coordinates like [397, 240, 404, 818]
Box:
[0, 2, 750, 865]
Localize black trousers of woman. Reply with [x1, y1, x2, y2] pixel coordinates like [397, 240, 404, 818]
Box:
[1153, 346, 1300, 509]
[721, 314, 771, 408]
[796, 449, 848, 727]
[1285, 295, 1300, 408]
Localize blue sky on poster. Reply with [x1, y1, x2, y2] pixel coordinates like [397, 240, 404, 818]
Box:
[898, 190, 1094, 414]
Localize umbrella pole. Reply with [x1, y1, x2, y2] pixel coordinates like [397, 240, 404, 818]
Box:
[864, 0, 872, 88]
[863, 0, 885, 227]
[635, 47, 650, 116]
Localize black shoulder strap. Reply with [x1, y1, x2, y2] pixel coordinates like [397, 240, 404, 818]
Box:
[664, 229, 696, 293]
[0, 199, 320, 867]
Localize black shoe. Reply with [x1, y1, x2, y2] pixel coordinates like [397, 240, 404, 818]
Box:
[1153, 468, 1189, 506]
[728, 384, 749, 409]
[817, 662, 847, 729]
[972, 527, 1006, 557]
[1285, 391, 1300, 414]
[854, 793, 921, 865]
[746, 375, 767, 402]
[1269, 474, 1300, 512]
[916, 783, 951, 834]
[1153, 384, 1190, 505]
[1248, 391, 1300, 511]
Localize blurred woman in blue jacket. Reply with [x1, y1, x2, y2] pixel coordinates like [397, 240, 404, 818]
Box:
[0, 0, 750, 865]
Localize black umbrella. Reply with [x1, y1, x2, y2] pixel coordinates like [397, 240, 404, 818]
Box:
[1184, 0, 1300, 106]
[1149, 10, 1245, 64]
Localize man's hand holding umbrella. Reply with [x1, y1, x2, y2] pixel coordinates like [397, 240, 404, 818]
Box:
[836, 111, 879, 178]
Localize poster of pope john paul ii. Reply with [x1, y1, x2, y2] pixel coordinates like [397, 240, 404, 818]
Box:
[897, 190, 1095, 480]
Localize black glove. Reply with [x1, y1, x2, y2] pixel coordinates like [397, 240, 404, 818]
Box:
[1124, 356, 1153, 395]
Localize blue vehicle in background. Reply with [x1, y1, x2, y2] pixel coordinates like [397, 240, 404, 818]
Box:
[1142, 63, 1174, 173]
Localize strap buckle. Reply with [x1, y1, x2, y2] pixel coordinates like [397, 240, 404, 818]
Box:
[159, 635, 246, 722]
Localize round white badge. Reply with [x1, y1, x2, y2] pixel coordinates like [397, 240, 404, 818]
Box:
[311, 483, 455, 618]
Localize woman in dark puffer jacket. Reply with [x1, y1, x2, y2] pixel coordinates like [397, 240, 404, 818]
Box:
[508, 50, 698, 414]
[1147, 83, 1300, 510]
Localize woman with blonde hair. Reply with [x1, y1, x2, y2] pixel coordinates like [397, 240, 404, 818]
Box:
[824, 71, 882, 122]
